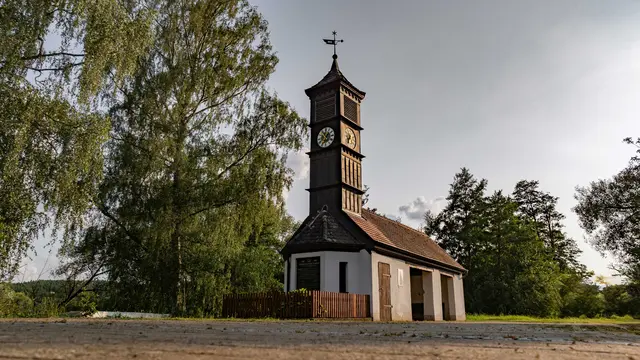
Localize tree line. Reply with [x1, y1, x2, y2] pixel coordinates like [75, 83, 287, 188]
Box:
[425, 138, 640, 317]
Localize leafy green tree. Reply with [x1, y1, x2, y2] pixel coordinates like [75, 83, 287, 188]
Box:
[601, 283, 640, 317]
[230, 207, 298, 294]
[425, 169, 564, 316]
[574, 137, 640, 282]
[425, 168, 487, 271]
[561, 281, 604, 318]
[0, 283, 33, 317]
[472, 191, 562, 316]
[513, 180, 583, 272]
[0, 0, 154, 280]
[59, 0, 306, 315]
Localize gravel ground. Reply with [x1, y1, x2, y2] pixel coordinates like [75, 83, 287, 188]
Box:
[0, 319, 639, 359]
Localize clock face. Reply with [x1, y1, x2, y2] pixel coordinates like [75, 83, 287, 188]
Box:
[317, 127, 335, 148]
[344, 128, 357, 149]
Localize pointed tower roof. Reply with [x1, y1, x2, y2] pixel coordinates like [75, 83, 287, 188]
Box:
[305, 55, 366, 98]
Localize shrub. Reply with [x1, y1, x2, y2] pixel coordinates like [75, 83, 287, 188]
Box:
[33, 297, 60, 317]
[65, 291, 97, 316]
[0, 283, 34, 317]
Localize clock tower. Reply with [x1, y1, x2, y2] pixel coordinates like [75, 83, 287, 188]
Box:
[305, 51, 366, 216]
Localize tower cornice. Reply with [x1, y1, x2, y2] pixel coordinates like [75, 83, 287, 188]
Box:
[306, 182, 365, 195]
[308, 116, 363, 131]
[306, 144, 366, 159]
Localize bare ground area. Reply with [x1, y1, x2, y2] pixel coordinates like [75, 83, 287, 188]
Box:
[0, 319, 639, 359]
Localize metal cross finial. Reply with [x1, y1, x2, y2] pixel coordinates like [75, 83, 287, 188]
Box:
[323, 31, 344, 58]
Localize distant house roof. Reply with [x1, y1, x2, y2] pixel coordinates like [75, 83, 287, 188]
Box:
[281, 208, 366, 256]
[347, 208, 465, 272]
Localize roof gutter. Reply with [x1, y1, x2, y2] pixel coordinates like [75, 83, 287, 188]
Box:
[372, 245, 467, 275]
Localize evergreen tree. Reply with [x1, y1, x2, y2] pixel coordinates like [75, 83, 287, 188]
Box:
[513, 180, 584, 272]
[425, 169, 569, 316]
[424, 168, 487, 271]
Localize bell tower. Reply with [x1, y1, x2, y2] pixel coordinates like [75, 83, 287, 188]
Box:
[305, 32, 366, 216]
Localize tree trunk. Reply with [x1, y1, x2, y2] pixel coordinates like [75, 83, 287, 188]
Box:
[171, 122, 187, 315]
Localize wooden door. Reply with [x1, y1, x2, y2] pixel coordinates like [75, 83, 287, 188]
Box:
[378, 262, 392, 321]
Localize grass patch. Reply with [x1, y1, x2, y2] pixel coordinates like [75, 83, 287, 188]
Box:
[467, 314, 640, 324]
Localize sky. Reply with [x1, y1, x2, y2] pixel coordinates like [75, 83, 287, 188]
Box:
[19, 0, 640, 283]
[252, 0, 640, 283]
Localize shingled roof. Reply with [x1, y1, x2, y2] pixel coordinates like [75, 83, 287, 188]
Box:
[305, 56, 366, 98]
[281, 208, 366, 256]
[347, 208, 465, 272]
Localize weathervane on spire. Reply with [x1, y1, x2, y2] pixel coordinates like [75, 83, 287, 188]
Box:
[323, 31, 344, 59]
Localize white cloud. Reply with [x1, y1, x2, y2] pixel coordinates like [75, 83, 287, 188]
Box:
[14, 235, 61, 282]
[282, 148, 309, 203]
[16, 263, 39, 282]
[398, 196, 447, 221]
[286, 148, 309, 181]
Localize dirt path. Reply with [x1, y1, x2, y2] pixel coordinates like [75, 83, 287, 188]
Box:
[0, 319, 639, 359]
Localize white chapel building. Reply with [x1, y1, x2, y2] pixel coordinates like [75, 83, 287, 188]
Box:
[281, 52, 466, 322]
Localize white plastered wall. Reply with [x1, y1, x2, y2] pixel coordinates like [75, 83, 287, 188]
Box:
[370, 255, 466, 322]
[370, 251, 412, 321]
[285, 250, 371, 295]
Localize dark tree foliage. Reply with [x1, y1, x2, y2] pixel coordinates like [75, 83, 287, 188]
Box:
[229, 211, 298, 294]
[513, 180, 583, 272]
[424, 168, 487, 272]
[601, 283, 640, 317]
[362, 184, 370, 206]
[574, 138, 640, 283]
[425, 168, 594, 317]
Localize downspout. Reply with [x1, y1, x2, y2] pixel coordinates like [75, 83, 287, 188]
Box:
[286, 257, 291, 292]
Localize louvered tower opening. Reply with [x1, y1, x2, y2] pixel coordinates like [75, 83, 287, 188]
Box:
[343, 96, 358, 122]
[315, 96, 336, 122]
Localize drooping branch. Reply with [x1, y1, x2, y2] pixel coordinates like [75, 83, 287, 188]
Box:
[26, 62, 85, 72]
[58, 262, 106, 308]
[179, 198, 236, 223]
[94, 202, 138, 243]
[21, 52, 85, 61]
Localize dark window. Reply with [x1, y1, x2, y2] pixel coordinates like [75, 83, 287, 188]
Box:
[339, 262, 348, 293]
[296, 257, 320, 290]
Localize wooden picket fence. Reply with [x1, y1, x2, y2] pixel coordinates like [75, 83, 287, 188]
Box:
[222, 290, 371, 319]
